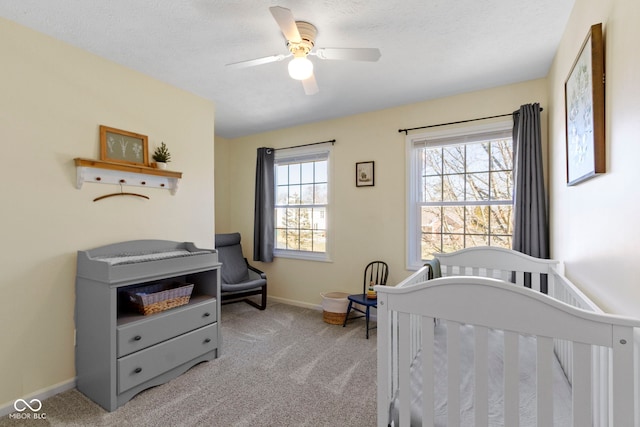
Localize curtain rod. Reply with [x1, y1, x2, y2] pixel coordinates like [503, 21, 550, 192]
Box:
[275, 139, 336, 151]
[398, 107, 543, 135]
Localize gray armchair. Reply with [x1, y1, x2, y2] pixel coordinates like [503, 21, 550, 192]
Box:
[215, 232, 267, 310]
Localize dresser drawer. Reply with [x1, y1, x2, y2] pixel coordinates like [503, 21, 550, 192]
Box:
[117, 323, 217, 393]
[117, 298, 216, 357]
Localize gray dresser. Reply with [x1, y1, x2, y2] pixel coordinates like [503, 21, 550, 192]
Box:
[75, 240, 221, 412]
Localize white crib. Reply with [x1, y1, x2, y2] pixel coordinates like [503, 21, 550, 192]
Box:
[376, 247, 640, 426]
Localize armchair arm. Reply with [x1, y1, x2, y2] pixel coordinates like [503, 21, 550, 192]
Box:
[245, 258, 267, 280]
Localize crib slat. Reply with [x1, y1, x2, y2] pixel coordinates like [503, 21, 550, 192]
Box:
[594, 345, 609, 427]
[514, 271, 524, 286]
[410, 314, 419, 361]
[611, 325, 634, 427]
[557, 338, 571, 385]
[474, 326, 489, 427]
[398, 312, 411, 427]
[572, 342, 592, 427]
[447, 321, 461, 426]
[504, 331, 519, 427]
[391, 311, 399, 394]
[377, 294, 391, 427]
[421, 316, 435, 427]
[531, 273, 541, 292]
[536, 336, 553, 426]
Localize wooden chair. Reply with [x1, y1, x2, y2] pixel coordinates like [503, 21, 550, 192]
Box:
[215, 232, 267, 310]
[342, 261, 389, 338]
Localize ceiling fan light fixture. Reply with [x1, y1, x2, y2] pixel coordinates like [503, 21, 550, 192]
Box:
[288, 56, 313, 80]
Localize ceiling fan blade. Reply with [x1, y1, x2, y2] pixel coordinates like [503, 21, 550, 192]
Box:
[269, 6, 301, 43]
[226, 54, 288, 69]
[314, 48, 381, 62]
[302, 74, 319, 95]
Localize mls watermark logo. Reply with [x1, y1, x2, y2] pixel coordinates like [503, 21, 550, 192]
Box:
[9, 398, 47, 420]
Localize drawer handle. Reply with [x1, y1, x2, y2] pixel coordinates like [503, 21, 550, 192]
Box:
[203, 312, 211, 317]
[134, 367, 142, 374]
[203, 338, 211, 344]
[133, 335, 142, 341]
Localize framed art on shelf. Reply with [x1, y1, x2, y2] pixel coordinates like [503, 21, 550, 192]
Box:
[99, 125, 150, 167]
[356, 161, 375, 187]
[564, 23, 605, 186]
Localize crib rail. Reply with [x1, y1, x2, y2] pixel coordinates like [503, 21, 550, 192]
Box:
[435, 246, 559, 292]
[382, 264, 431, 414]
[378, 248, 640, 427]
[377, 276, 640, 427]
[547, 266, 639, 426]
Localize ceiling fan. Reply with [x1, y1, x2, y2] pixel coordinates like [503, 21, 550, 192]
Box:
[226, 6, 381, 95]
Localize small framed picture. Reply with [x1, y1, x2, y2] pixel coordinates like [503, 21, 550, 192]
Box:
[564, 23, 605, 185]
[99, 125, 149, 166]
[356, 161, 375, 187]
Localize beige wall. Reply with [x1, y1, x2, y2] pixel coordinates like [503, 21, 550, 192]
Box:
[214, 135, 232, 232]
[217, 79, 547, 308]
[547, 0, 640, 317]
[0, 19, 215, 407]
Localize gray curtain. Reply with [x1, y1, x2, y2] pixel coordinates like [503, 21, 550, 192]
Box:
[253, 147, 275, 262]
[512, 103, 549, 289]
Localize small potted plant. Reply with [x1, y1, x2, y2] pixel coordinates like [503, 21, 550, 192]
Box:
[152, 142, 171, 169]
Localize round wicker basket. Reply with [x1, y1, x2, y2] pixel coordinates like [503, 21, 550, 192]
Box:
[323, 310, 347, 325]
[320, 292, 349, 325]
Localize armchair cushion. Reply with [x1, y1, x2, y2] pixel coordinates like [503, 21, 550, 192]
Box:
[219, 244, 250, 284]
[215, 232, 251, 284]
[221, 279, 266, 292]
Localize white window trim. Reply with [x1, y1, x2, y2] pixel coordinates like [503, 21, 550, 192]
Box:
[273, 144, 333, 262]
[406, 120, 512, 270]
[272, 248, 333, 262]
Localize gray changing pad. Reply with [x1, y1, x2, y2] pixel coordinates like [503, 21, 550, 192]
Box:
[95, 249, 212, 266]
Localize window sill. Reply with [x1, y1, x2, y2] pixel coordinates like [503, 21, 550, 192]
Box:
[274, 249, 331, 263]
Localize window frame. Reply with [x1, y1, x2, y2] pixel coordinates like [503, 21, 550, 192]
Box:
[406, 120, 513, 270]
[273, 144, 333, 262]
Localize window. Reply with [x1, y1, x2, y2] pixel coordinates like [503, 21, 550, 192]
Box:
[407, 121, 513, 269]
[274, 145, 331, 261]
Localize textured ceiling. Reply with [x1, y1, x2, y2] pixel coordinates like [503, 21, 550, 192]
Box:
[0, 0, 575, 138]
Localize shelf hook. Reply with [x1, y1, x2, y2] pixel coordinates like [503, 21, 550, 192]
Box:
[93, 180, 150, 202]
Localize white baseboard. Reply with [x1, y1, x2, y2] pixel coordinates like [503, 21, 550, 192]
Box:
[0, 378, 76, 418]
[268, 295, 322, 311]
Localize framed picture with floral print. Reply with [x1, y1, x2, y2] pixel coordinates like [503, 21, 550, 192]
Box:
[99, 125, 150, 167]
[564, 23, 605, 186]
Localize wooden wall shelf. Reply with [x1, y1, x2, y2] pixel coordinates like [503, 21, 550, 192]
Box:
[74, 158, 182, 195]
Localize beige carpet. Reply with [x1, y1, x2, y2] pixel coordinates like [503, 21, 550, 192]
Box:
[1, 302, 378, 426]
